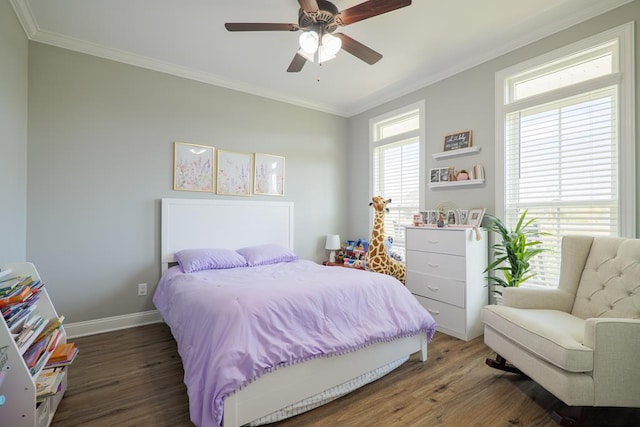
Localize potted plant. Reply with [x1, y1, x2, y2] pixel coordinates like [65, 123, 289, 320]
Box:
[483, 210, 548, 296]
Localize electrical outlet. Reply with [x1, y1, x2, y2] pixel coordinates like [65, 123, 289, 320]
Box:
[137, 283, 147, 296]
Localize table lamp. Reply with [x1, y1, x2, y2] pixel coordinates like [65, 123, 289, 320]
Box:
[325, 234, 341, 263]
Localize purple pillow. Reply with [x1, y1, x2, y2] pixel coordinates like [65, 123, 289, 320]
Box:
[175, 248, 247, 273]
[236, 244, 298, 267]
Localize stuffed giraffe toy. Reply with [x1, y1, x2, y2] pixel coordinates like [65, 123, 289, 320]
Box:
[365, 196, 406, 285]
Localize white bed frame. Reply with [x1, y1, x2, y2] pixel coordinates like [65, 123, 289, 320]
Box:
[160, 198, 428, 427]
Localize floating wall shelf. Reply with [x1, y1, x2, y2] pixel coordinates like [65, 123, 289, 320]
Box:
[429, 178, 485, 189]
[432, 146, 481, 160]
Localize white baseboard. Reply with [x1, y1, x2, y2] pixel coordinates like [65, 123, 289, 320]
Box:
[64, 310, 164, 338]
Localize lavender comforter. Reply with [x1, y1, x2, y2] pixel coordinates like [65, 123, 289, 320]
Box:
[153, 260, 436, 427]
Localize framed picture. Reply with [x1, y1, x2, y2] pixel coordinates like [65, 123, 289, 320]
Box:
[217, 150, 252, 196]
[254, 153, 285, 196]
[467, 208, 486, 227]
[439, 168, 449, 182]
[443, 130, 472, 152]
[429, 168, 440, 184]
[173, 142, 214, 192]
[423, 210, 438, 225]
[459, 209, 469, 225]
[447, 210, 457, 225]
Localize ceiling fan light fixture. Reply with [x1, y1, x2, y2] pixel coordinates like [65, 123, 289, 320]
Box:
[318, 45, 336, 63]
[299, 30, 319, 54]
[297, 48, 315, 63]
[321, 33, 342, 56]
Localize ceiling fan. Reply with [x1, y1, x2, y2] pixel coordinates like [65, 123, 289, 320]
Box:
[225, 0, 412, 72]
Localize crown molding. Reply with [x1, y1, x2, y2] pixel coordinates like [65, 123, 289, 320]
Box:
[10, 0, 38, 37]
[10, 0, 635, 118]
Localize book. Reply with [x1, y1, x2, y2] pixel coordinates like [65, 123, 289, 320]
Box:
[0, 276, 32, 294]
[16, 315, 48, 353]
[23, 335, 49, 368]
[24, 327, 62, 370]
[6, 303, 38, 331]
[35, 367, 66, 399]
[49, 342, 76, 362]
[0, 285, 32, 308]
[45, 346, 78, 368]
[0, 277, 23, 297]
[33, 315, 64, 344]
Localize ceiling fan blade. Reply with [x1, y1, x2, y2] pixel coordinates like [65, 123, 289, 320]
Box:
[225, 23, 299, 32]
[337, 0, 411, 26]
[287, 53, 307, 72]
[334, 33, 382, 65]
[298, 0, 319, 13]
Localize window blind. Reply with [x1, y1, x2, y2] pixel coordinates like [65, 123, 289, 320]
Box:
[504, 86, 618, 287]
[373, 138, 420, 258]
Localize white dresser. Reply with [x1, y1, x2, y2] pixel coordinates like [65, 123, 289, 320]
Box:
[405, 226, 488, 341]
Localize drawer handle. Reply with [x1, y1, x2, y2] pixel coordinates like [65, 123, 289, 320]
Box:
[427, 285, 439, 291]
[427, 263, 440, 268]
[427, 309, 440, 315]
[428, 240, 439, 244]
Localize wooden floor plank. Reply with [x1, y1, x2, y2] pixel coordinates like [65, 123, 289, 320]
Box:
[51, 323, 638, 426]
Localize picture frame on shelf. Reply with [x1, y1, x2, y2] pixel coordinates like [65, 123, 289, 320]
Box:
[424, 210, 438, 225]
[459, 209, 469, 225]
[429, 168, 440, 184]
[447, 210, 457, 225]
[254, 153, 285, 196]
[173, 142, 214, 192]
[217, 150, 252, 196]
[443, 130, 472, 152]
[467, 208, 486, 227]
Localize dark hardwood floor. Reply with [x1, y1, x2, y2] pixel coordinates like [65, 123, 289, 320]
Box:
[51, 323, 639, 426]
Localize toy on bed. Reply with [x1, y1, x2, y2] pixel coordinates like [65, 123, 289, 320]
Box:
[365, 196, 406, 284]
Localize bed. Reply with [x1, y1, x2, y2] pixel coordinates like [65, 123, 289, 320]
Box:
[154, 198, 437, 427]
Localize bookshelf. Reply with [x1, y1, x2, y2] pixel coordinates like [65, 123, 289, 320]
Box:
[0, 262, 68, 427]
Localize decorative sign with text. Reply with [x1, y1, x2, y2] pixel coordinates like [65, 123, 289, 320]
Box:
[443, 130, 472, 151]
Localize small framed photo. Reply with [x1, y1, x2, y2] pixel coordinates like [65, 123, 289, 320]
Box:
[173, 142, 214, 192]
[254, 153, 285, 196]
[429, 168, 440, 184]
[439, 168, 449, 182]
[217, 150, 252, 196]
[459, 209, 469, 225]
[467, 208, 486, 227]
[447, 210, 457, 225]
[425, 210, 438, 225]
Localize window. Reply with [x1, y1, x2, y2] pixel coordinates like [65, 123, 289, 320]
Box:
[495, 23, 635, 288]
[370, 101, 425, 260]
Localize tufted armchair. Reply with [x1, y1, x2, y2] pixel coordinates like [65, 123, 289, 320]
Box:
[481, 235, 640, 421]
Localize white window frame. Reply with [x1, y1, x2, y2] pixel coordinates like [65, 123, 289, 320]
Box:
[495, 22, 637, 288]
[369, 100, 426, 255]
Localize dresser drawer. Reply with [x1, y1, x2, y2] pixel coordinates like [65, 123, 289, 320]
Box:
[405, 250, 465, 281]
[406, 228, 466, 256]
[406, 271, 465, 308]
[413, 295, 466, 338]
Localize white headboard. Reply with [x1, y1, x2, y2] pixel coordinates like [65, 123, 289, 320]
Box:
[161, 198, 294, 273]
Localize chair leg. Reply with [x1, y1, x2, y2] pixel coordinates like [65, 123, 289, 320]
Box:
[485, 354, 527, 376]
[551, 407, 590, 426]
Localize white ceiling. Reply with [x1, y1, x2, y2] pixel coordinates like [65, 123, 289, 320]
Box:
[11, 0, 632, 117]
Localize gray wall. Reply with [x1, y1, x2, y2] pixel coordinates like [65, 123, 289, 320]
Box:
[27, 43, 348, 322]
[347, 1, 640, 240]
[8, 1, 640, 325]
[0, 0, 28, 263]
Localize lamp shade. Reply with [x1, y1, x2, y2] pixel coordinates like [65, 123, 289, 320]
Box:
[299, 30, 319, 54]
[322, 33, 342, 56]
[325, 234, 341, 250]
